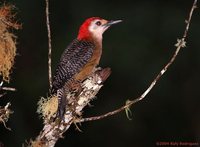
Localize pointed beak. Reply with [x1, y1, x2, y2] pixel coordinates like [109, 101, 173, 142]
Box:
[103, 20, 122, 27]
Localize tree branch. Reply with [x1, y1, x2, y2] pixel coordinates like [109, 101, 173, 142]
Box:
[45, 0, 52, 89]
[32, 68, 111, 147]
[77, 0, 198, 123]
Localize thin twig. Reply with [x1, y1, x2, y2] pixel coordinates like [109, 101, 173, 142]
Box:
[0, 81, 16, 92]
[1, 87, 16, 91]
[45, 0, 52, 89]
[77, 0, 198, 123]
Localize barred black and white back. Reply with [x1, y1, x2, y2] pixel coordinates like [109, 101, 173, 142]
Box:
[51, 39, 95, 94]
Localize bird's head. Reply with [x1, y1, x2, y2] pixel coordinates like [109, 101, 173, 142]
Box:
[77, 17, 122, 42]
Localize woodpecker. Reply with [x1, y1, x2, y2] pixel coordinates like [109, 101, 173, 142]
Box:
[51, 17, 122, 119]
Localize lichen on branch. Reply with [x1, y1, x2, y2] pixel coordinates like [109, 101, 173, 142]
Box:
[0, 4, 21, 82]
[0, 102, 13, 130]
[0, 3, 20, 130]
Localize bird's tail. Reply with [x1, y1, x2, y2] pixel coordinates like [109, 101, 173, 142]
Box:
[56, 87, 68, 120]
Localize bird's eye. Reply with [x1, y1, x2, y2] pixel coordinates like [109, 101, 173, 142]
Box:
[95, 21, 101, 26]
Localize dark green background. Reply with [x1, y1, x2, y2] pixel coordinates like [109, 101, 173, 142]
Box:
[0, 0, 200, 146]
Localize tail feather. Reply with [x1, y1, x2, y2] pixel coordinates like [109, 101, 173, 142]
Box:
[56, 87, 67, 119]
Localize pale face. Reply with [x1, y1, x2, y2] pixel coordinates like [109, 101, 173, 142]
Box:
[88, 19, 109, 41]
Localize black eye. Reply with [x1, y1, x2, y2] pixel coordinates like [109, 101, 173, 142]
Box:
[95, 21, 101, 26]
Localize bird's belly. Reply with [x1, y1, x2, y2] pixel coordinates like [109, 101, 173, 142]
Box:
[74, 47, 102, 81]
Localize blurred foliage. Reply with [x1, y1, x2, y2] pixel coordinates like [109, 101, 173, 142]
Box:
[0, 0, 200, 147]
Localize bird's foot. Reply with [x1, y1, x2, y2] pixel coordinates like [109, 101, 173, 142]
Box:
[68, 80, 83, 97]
